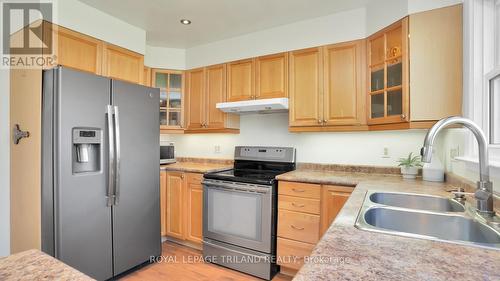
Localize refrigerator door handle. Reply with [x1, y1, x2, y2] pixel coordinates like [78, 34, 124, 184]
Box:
[106, 105, 115, 207]
[113, 105, 121, 205]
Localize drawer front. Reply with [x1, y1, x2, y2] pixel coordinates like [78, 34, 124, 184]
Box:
[278, 195, 320, 215]
[187, 173, 203, 185]
[278, 181, 321, 199]
[278, 209, 320, 244]
[277, 237, 315, 270]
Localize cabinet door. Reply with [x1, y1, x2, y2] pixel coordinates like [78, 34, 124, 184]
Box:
[206, 64, 226, 128]
[289, 48, 323, 126]
[102, 43, 144, 84]
[166, 172, 185, 240]
[367, 18, 409, 125]
[320, 185, 352, 235]
[54, 25, 103, 75]
[323, 40, 365, 126]
[256, 53, 288, 99]
[227, 59, 255, 101]
[186, 68, 206, 129]
[160, 171, 167, 236]
[143, 66, 151, 87]
[185, 173, 203, 244]
[409, 5, 462, 121]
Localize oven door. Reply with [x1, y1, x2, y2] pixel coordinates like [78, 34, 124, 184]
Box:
[203, 179, 273, 253]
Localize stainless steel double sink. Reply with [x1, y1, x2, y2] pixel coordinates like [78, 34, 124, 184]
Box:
[355, 191, 500, 250]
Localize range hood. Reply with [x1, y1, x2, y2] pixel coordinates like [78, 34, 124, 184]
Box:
[216, 98, 288, 114]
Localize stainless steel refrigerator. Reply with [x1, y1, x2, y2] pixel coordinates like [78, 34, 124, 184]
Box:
[41, 66, 161, 280]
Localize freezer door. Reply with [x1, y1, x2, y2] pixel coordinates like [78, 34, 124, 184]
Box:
[111, 80, 161, 275]
[49, 67, 113, 280]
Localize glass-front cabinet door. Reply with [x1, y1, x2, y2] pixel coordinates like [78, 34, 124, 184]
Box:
[152, 69, 184, 131]
[367, 18, 409, 125]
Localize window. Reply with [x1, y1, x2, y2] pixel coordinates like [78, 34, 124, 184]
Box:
[463, 0, 500, 163]
[490, 73, 500, 144]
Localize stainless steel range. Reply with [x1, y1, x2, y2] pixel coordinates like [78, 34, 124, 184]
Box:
[202, 146, 296, 280]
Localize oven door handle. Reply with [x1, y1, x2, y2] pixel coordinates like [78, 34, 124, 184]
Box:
[204, 240, 267, 260]
[203, 181, 270, 194]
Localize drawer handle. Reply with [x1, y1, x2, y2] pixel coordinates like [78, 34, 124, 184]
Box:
[292, 188, 305, 193]
[290, 225, 304, 230]
[291, 202, 305, 208]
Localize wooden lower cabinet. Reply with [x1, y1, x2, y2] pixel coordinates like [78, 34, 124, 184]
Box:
[160, 171, 167, 236]
[186, 173, 204, 244]
[277, 181, 353, 276]
[163, 171, 204, 247]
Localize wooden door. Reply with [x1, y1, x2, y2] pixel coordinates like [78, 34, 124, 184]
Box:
[185, 173, 203, 244]
[102, 43, 144, 84]
[227, 59, 255, 101]
[289, 48, 323, 126]
[186, 68, 206, 129]
[323, 40, 365, 126]
[256, 53, 288, 99]
[206, 64, 226, 128]
[53, 25, 103, 75]
[166, 172, 185, 240]
[160, 171, 167, 236]
[320, 185, 352, 235]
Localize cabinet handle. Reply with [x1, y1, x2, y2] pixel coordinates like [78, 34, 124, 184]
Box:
[181, 174, 184, 179]
[291, 202, 305, 208]
[317, 119, 322, 124]
[292, 188, 305, 193]
[401, 114, 406, 120]
[323, 120, 327, 124]
[290, 225, 305, 230]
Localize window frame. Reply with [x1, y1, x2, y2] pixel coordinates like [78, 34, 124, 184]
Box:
[460, 0, 500, 167]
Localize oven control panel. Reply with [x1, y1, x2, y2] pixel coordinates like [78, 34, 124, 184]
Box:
[235, 146, 295, 163]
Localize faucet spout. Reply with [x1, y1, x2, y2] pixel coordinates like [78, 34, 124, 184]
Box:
[421, 116, 494, 216]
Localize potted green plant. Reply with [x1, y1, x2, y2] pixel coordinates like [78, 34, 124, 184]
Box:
[397, 152, 422, 179]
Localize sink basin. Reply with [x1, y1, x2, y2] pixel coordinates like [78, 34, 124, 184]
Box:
[361, 207, 500, 246]
[369, 192, 465, 212]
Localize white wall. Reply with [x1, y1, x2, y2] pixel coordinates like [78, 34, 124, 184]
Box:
[162, 114, 429, 166]
[0, 69, 10, 257]
[408, 0, 463, 14]
[54, 0, 146, 54]
[145, 46, 186, 70]
[365, 0, 408, 36]
[185, 8, 366, 69]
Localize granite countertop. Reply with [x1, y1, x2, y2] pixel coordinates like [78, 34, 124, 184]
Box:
[276, 169, 500, 281]
[160, 162, 232, 174]
[0, 249, 94, 281]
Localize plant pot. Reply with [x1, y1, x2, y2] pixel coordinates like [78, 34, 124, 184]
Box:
[400, 166, 418, 179]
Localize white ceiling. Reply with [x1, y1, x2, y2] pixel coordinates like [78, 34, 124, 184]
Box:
[78, 0, 371, 49]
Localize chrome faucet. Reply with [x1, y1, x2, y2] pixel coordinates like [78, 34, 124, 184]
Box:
[421, 116, 495, 216]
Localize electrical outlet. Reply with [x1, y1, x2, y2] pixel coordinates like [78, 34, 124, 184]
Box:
[214, 145, 221, 154]
[382, 147, 390, 158]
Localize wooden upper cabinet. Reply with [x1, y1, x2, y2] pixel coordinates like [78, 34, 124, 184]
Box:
[206, 64, 227, 128]
[256, 53, 288, 99]
[53, 25, 103, 75]
[289, 47, 323, 127]
[320, 185, 352, 236]
[102, 43, 144, 84]
[227, 59, 255, 101]
[323, 40, 366, 126]
[186, 68, 206, 129]
[166, 172, 185, 240]
[409, 4, 463, 121]
[367, 18, 409, 125]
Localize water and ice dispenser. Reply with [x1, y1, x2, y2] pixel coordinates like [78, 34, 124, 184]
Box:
[72, 128, 101, 173]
